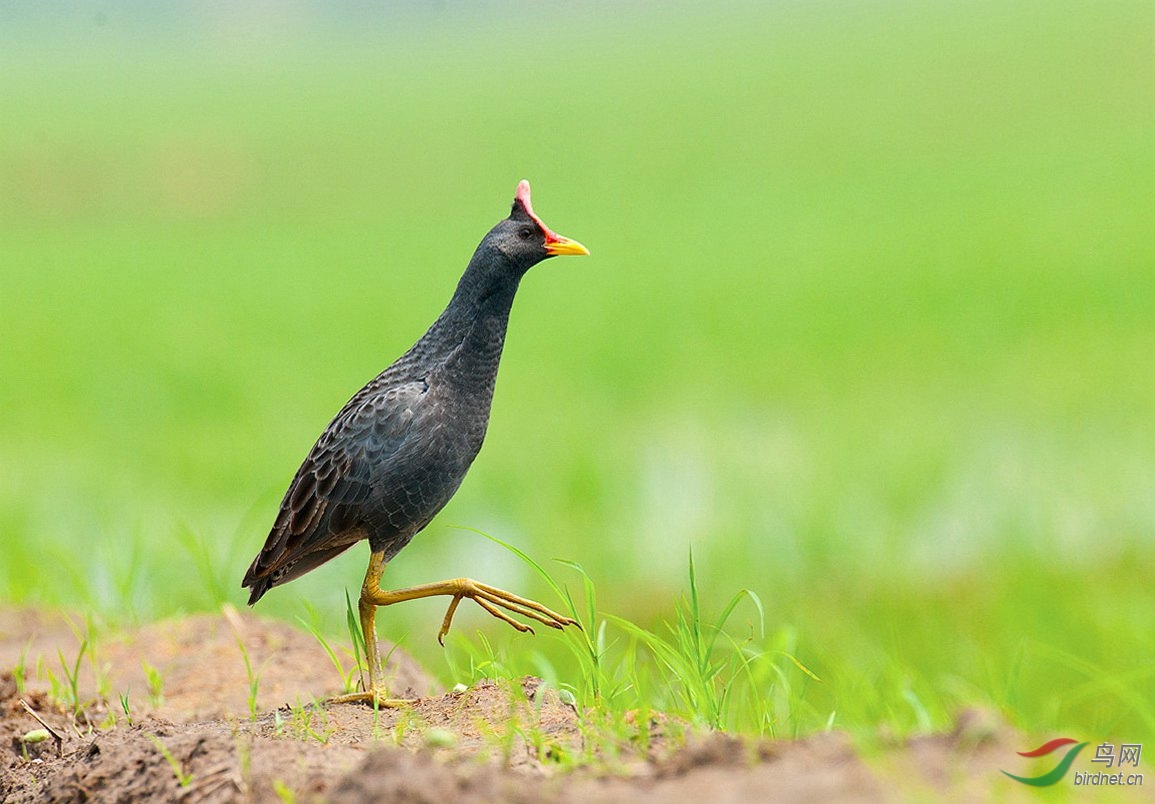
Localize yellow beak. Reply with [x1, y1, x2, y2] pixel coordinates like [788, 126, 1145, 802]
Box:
[544, 236, 590, 257]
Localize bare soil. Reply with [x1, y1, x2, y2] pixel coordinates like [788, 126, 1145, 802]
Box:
[0, 608, 1032, 802]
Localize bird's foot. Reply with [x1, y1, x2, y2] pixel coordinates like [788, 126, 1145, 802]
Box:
[437, 579, 580, 645]
[326, 689, 414, 708]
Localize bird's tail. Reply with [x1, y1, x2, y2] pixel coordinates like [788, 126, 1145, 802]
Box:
[244, 576, 274, 606]
[241, 541, 359, 606]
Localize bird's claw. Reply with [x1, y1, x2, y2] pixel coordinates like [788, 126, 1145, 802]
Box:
[434, 580, 577, 644]
[327, 689, 414, 708]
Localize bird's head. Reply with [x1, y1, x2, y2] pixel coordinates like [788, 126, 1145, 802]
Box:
[487, 180, 589, 271]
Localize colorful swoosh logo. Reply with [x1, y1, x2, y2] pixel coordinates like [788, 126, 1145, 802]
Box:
[1016, 737, 1079, 757]
[1001, 739, 1088, 786]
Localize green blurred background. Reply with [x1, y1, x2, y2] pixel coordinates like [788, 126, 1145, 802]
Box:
[1, 1, 1152, 738]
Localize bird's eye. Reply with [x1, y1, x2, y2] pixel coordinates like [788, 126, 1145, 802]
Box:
[518, 227, 534, 240]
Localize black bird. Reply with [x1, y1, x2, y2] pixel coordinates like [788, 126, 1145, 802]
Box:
[242, 181, 588, 705]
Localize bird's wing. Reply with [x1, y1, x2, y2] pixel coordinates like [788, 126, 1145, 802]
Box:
[243, 378, 428, 591]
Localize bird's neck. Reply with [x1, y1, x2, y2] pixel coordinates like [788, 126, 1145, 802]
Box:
[414, 249, 524, 385]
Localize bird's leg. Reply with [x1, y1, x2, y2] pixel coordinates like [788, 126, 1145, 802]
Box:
[328, 551, 413, 708]
[329, 552, 579, 708]
[362, 575, 579, 646]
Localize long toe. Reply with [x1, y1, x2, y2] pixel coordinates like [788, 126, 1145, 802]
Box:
[467, 581, 579, 630]
[327, 689, 414, 708]
[474, 582, 579, 627]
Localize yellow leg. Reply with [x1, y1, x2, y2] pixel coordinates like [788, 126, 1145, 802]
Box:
[328, 549, 579, 707]
[328, 551, 412, 707]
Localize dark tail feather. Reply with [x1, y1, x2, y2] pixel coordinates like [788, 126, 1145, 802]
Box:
[242, 541, 359, 606]
[241, 550, 276, 605]
[245, 576, 273, 606]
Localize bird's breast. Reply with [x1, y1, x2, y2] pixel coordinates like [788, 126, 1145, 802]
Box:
[421, 373, 495, 459]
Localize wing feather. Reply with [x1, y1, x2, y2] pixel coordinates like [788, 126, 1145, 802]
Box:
[242, 379, 427, 599]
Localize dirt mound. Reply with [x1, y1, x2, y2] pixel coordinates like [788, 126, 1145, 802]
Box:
[0, 606, 434, 721]
[0, 608, 1031, 802]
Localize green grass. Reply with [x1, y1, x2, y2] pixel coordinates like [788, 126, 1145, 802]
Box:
[1, 0, 1153, 743]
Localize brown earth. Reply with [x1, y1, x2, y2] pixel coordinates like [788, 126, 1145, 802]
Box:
[0, 607, 1038, 802]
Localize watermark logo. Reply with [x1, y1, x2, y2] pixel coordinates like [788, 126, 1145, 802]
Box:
[1075, 742, 1144, 787]
[1002, 738, 1143, 788]
[1001, 738, 1087, 787]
